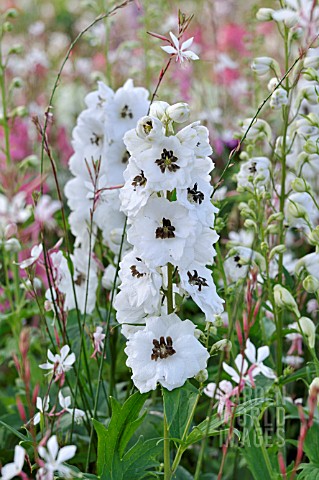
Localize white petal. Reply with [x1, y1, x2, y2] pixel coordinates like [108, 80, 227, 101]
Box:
[169, 31, 180, 50]
[244, 339, 256, 364]
[47, 349, 56, 363]
[60, 345, 70, 361]
[14, 445, 25, 470]
[161, 46, 177, 55]
[257, 345, 270, 363]
[47, 435, 59, 460]
[181, 37, 194, 50]
[56, 445, 77, 464]
[33, 412, 41, 425]
[183, 51, 199, 61]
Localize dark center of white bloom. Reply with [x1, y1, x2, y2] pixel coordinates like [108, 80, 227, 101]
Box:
[132, 170, 147, 189]
[97, 95, 106, 108]
[234, 255, 242, 268]
[187, 270, 208, 291]
[187, 183, 205, 204]
[75, 270, 86, 286]
[155, 148, 180, 173]
[155, 218, 176, 239]
[121, 104, 133, 119]
[248, 162, 257, 174]
[122, 150, 130, 164]
[151, 336, 176, 361]
[90, 132, 102, 146]
[130, 263, 146, 278]
[143, 120, 153, 134]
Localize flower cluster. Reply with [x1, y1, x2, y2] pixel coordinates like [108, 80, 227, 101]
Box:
[114, 101, 224, 392]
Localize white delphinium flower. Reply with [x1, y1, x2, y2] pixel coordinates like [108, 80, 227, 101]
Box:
[285, 192, 318, 232]
[236, 157, 271, 192]
[17, 244, 43, 269]
[244, 339, 276, 379]
[161, 32, 199, 63]
[176, 178, 217, 227]
[39, 345, 75, 380]
[104, 79, 150, 142]
[179, 263, 224, 320]
[272, 0, 319, 34]
[270, 88, 289, 109]
[124, 115, 165, 157]
[84, 80, 113, 119]
[125, 313, 209, 392]
[127, 196, 197, 268]
[295, 252, 319, 281]
[34, 396, 50, 425]
[228, 229, 254, 247]
[0, 445, 25, 480]
[224, 247, 263, 283]
[240, 118, 272, 142]
[58, 391, 85, 423]
[37, 435, 76, 480]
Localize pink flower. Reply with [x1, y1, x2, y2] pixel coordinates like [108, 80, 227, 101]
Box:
[204, 380, 235, 422]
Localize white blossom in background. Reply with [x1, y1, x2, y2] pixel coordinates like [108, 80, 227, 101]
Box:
[236, 157, 271, 192]
[39, 345, 75, 381]
[34, 396, 50, 425]
[58, 391, 85, 423]
[0, 445, 25, 480]
[244, 339, 276, 379]
[161, 32, 199, 63]
[37, 435, 76, 480]
[17, 243, 43, 269]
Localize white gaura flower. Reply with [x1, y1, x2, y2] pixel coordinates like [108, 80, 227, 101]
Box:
[58, 391, 85, 423]
[39, 345, 75, 379]
[204, 380, 234, 421]
[244, 339, 276, 379]
[223, 354, 250, 385]
[127, 197, 197, 268]
[17, 244, 43, 269]
[0, 445, 25, 480]
[34, 395, 50, 425]
[125, 313, 209, 392]
[179, 263, 224, 320]
[34, 195, 61, 228]
[91, 326, 106, 358]
[236, 157, 271, 192]
[37, 435, 76, 480]
[161, 32, 199, 63]
[0, 191, 31, 234]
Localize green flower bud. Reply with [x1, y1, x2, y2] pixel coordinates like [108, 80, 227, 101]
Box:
[303, 275, 319, 294]
[291, 177, 310, 193]
[269, 244, 286, 260]
[273, 284, 300, 317]
[298, 317, 316, 349]
[195, 369, 208, 383]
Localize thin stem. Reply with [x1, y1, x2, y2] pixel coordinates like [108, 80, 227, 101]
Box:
[0, 28, 11, 167]
[163, 411, 171, 480]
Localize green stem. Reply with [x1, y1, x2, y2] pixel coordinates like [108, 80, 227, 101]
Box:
[0, 30, 11, 167]
[163, 412, 171, 480]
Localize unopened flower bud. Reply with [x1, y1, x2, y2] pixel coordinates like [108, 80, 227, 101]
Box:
[304, 140, 318, 154]
[211, 339, 232, 353]
[166, 102, 190, 123]
[270, 88, 288, 109]
[195, 369, 208, 383]
[274, 284, 300, 317]
[291, 177, 310, 193]
[303, 275, 319, 294]
[298, 317, 316, 349]
[4, 238, 21, 252]
[303, 67, 319, 83]
[256, 8, 274, 21]
[9, 44, 23, 55]
[149, 101, 170, 121]
[309, 378, 319, 404]
[44, 300, 52, 311]
[269, 244, 286, 260]
[309, 226, 319, 245]
[304, 55, 319, 69]
[251, 57, 275, 76]
[5, 8, 18, 18]
[4, 223, 17, 239]
[267, 77, 279, 92]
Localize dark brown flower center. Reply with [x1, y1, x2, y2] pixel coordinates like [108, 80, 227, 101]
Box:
[151, 336, 176, 361]
[130, 264, 145, 278]
[234, 255, 242, 268]
[248, 162, 257, 173]
[143, 120, 153, 134]
[122, 150, 130, 164]
[155, 218, 176, 239]
[75, 271, 85, 286]
[121, 104, 133, 119]
[132, 170, 147, 189]
[90, 132, 102, 146]
[187, 183, 205, 204]
[187, 270, 208, 291]
[155, 148, 180, 173]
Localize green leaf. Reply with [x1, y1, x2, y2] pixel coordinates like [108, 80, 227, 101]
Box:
[242, 423, 274, 480]
[304, 422, 319, 463]
[298, 463, 319, 480]
[0, 420, 30, 443]
[121, 437, 162, 479]
[173, 465, 194, 479]
[93, 392, 156, 479]
[163, 382, 199, 440]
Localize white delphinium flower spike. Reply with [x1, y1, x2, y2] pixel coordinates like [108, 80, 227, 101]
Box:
[37, 435, 76, 479]
[0, 445, 25, 480]
[244, 339, 276, 379]
[125, 313, 209, 392]
[39, 345, 75, 381]
[161, 32, 199, 63]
